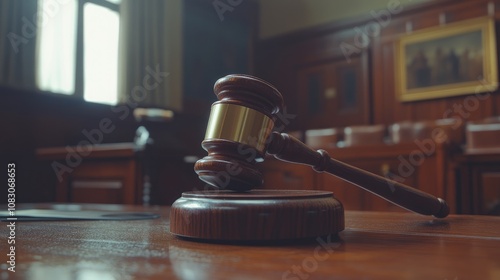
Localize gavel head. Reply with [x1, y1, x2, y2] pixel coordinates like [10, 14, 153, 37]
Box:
[194, 74, 284, 191]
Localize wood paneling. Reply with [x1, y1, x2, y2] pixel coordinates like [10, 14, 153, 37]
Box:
[256, 1, 500, 214]
[296, 53, 370, 128]
[495, 87, 500, 115]
[257, 0, 500, 129]
[456, 153, 500, 215]
[480, 171, 500, 214]
[373, 0, 500, 125]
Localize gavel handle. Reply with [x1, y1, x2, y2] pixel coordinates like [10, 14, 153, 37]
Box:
[267, 132, 449, 218]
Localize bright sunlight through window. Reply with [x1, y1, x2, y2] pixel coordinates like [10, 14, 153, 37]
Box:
[83, 3, 120, 105]
[36, 0, 120, 105]
[36, 0, 77, 95]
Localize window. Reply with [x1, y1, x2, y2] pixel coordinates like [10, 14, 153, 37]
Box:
[83, 2, 119, 104]
[36, 0, 120, 105]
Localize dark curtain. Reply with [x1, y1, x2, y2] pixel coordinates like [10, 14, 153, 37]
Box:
[0, 0, 38, 89]
[118, 0, 183, 111]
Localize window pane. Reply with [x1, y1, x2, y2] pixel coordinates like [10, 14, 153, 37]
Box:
[83, 3, 119, 105]
[36, 0, 77, 95]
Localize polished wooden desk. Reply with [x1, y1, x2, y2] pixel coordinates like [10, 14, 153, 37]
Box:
[3, 204, 500, 279]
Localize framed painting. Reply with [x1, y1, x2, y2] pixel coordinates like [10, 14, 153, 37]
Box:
[395, 17, 498, 102]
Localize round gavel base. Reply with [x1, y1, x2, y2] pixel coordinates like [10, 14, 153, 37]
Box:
[169, 190, 344, 242]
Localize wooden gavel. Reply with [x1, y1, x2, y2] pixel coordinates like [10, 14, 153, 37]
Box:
[194, 74, 449, 218]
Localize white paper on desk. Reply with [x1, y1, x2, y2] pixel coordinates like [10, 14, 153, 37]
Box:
[0, 209, 160, 221]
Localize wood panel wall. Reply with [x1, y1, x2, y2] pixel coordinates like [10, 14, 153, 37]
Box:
[257, 0, 500, 130]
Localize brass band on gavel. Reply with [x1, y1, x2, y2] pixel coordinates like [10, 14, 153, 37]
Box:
[204, 103, 274, 154]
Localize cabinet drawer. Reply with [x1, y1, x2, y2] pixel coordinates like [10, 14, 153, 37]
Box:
[460, 164, 500, 215]
[478, 171, 500, 215]
[57, 159, 139, 204]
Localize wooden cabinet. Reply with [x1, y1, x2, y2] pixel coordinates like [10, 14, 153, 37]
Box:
[479, 170, 500, 215]
[456, 153, 500, 215]
[36, 143, 143, 204]
[296, 54, 371, 129]
[36, 143, 204, 205]
[261, 143, 454, 213]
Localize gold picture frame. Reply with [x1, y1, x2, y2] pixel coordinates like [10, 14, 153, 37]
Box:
[395, 17, 498, 102]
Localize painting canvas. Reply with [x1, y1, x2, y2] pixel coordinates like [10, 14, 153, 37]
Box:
[396, 17, 498, 102]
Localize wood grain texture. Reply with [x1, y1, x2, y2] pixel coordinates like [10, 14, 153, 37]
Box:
[4, 204, 500, 280]
[455, 152, 500, 215]
[170, 190, 344, 241]
[372, 0, 500, 125]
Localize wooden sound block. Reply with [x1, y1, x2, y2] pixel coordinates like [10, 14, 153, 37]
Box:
[169, 190, 344, 242]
